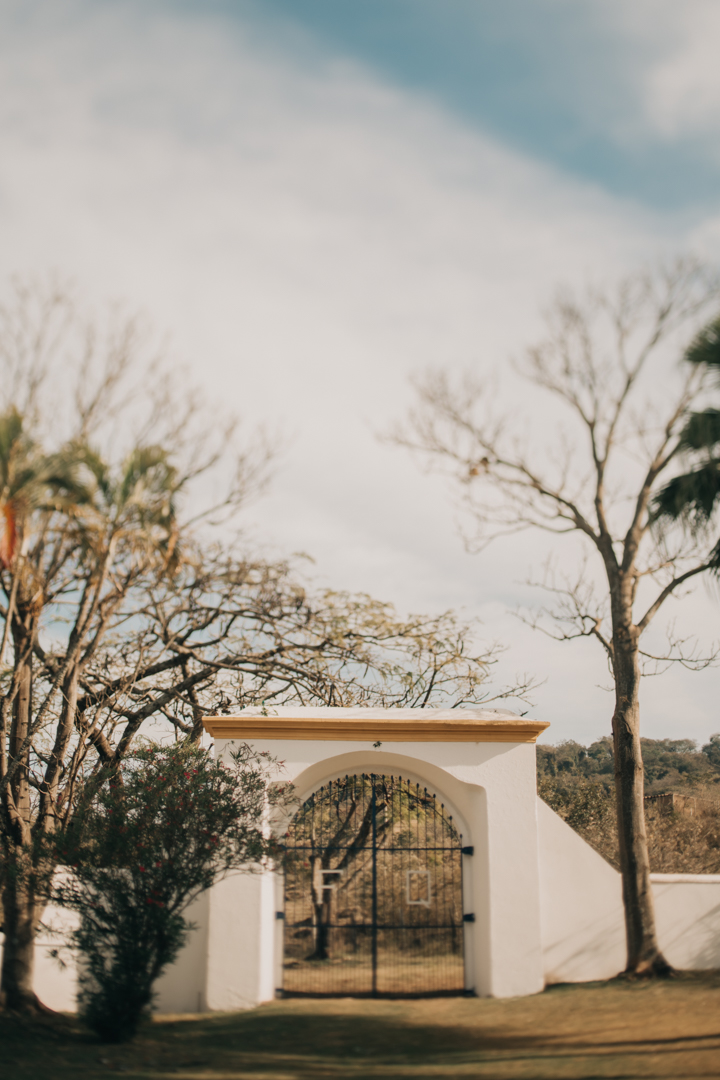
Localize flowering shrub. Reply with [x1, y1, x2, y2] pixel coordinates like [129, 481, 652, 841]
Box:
[53, 742, 288, 1042]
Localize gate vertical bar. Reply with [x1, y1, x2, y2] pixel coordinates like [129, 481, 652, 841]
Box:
[371, 774, 378, 996]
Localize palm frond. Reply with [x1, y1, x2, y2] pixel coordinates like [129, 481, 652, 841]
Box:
[679, 408, 720, 453]
[709, 536, 720, 577]
[118, 445, 178, 514]
[685, 315, 720, 371]
[652, 460, 720, 529]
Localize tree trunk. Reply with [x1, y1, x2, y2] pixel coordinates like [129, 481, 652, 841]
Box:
[611, 629, 670, 975]
[309, 854, 330, 960]
[0, 877, 44, 1011]
[1, 608, 47, 1011]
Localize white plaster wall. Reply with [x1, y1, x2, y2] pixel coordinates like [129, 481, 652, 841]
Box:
[204, 869, 277, 1010]
[652, 874, 720, 970]
[537, 797, 626, 983]
[476, 744, 544, 997]
[537, 799, 720, 981]
[153, 889, 209, 1014]
[0, 901, 81, 1012]
[35, 903, 78, 1011]
[0, 891, 210, 1014]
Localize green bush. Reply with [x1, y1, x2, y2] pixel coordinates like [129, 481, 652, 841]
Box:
[54, 742, 288, 1042]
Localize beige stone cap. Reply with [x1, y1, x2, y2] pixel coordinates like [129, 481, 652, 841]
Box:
[202, 706, 549, 743]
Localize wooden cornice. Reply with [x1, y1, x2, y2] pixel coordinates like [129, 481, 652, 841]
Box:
[202, 711, 549, 744]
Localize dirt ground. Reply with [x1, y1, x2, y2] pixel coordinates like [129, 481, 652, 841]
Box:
[3, 975, 720, 1079]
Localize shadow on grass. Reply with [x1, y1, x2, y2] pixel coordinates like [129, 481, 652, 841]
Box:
[165, 1005, 720, 1058]
[3, 977, 720, 1079]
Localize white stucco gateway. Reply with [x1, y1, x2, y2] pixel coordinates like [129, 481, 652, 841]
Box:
[204, 705, 552, 1002]
[12, 706, 720, 1011]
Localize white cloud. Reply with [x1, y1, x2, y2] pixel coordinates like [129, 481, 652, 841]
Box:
[646, 9, 720, 138]
[0, 0, 715, 743]
[599, 0, 720, 141]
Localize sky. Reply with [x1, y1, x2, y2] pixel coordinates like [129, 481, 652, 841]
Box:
[2, 0, 720, 744]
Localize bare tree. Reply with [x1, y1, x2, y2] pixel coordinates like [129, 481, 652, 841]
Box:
[0, 280, 528, 1012]
[0, 278, 273, 1012]
[393, 258, 720, 975]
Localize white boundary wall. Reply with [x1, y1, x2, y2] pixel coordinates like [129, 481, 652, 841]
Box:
[6, 729, 720, 1010]
[538, 798, 626, 981]
[652, 875, 720, 971]
[538, 798, 720, 980]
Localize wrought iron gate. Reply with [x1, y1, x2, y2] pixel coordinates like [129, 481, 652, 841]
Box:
[281, 774, 467, 997]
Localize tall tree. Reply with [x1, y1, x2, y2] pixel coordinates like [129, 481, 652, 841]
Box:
[0, 278, 271, 1011]
[0, 280, 524, 1012]
[394, 259, 720, 975]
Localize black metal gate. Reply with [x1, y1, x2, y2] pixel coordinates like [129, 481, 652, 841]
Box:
[281, 773, 467, 997]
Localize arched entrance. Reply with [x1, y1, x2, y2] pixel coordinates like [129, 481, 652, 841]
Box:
[281, 773, 467, 997]
[203, 706, 549, 1003]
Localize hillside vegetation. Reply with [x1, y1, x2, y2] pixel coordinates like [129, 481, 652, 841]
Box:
[537, 736, 720, 873]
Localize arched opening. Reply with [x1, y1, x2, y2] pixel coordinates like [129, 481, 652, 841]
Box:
[281, 773, 467, 997]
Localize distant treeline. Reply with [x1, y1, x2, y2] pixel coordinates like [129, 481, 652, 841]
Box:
[537, 735, 720, 874]
[537, 735, 720, 795]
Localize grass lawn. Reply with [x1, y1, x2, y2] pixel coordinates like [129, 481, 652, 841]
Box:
[3, 975, 720, 1078]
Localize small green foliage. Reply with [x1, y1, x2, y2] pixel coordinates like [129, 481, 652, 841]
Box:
[537, 736, 720, 792]
[53, 741, 289, 1043]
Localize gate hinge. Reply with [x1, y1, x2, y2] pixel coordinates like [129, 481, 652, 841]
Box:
[275, 911, 285, 921]
[463, 913, 475, 923]
[461, 845, 474, 856]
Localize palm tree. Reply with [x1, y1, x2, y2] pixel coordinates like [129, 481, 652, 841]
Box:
[652, 316, 720, 554]
[0, 414, 182, 1012]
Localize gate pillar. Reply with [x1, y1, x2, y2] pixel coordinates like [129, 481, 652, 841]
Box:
[203, 706, 549, 1002]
